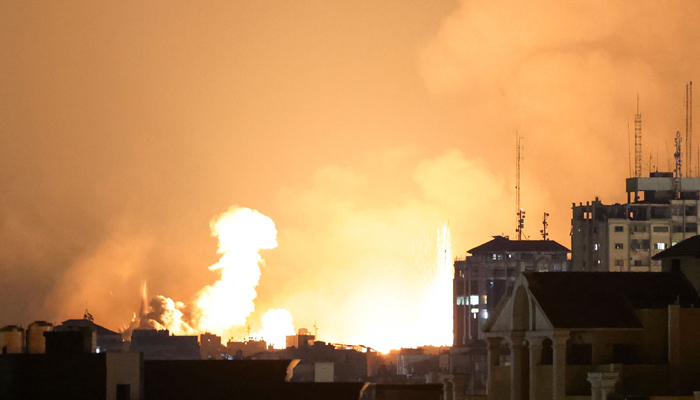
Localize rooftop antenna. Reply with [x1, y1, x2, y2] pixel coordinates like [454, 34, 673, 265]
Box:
[656, 146, 659, 173]
[313, 320, 318, 338]
[675, 131, 683, 198]
[246, 324, 251, 339]
[686, 81, 693, 177]
[627, 121, 633, 178]
[635, 94, 643, 177]
[515, 133, 525, 240]
[540, 212, 550, 240]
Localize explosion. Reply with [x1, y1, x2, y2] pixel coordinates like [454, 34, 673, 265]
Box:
[123, 206, 293, 347]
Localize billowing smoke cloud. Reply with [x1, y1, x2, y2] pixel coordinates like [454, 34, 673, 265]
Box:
[123, 206, 293, 346]
[252, 148, 521, 351]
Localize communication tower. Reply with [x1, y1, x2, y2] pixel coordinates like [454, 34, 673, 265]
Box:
[540, 212, 549, 240]
[635, 95, 643, 177]
[675, 131, 683, 198]
[515, 133, 525, 240]
[687, 81, 693, 177]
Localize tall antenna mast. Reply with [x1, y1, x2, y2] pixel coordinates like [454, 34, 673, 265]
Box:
[515, 133, 525, 240]
[627, 121, 632, 178]
[540, 212, 549, 240]
[675, 131, 683, 198]
[686, 81, 693, 177]
[635, 94, 643, 177]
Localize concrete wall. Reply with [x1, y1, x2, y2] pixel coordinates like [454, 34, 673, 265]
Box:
[566, 365, 598, 396]
[106, 352, 142, 400]
[636, 308, 669, 364]
[491, 366, 510, 400]
[534, 365, 553, 400]
[315, 361, 334, 383]
[679, 308, 700, 369]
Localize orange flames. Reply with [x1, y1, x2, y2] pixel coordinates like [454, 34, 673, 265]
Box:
[126, 206, 455, 353]
[125, 206, 294, 348]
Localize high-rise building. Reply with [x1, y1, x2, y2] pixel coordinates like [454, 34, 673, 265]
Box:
[571, 172, 700, 272]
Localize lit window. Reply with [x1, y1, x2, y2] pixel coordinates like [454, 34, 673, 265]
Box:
[594, 243, 599, 251]
[456, 296, 466, 305]
[655, 243, 666, 250]
[482, 295, 488, 305]
[471, 308, 479, 314]
[482, 310, 489, 319]
[614, 259, 624, 267]
[614, 243, 624, 249]
[470, 295, 479, 305]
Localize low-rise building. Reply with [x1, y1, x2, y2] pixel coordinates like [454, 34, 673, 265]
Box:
[483, 271, 700, 400]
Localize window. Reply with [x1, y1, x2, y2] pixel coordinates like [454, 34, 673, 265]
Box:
[653, 226, 669, 233]
[521, 253, 534, 261]
[686, 223, 698, 233]
[456, 297, 466, 305]
[594, 243, 599, 251]
[632, 225, 647, 233]
[673, 225, 684, 233]
[471, 308, 479, 314]
[642, 240, 650, 250]
[614, 243, 624, 249]
[633, 260, 643, 266]
[654, 243, 666, 250]
[482, 295, 488, 305]
[614, 226, 624, 232]
[614, 259, 624, 267]
[491, 253, 503, 260]
[470, 295, 479, 305]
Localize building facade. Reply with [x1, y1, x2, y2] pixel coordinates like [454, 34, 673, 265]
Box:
[572, 172, 700, 272]
[483, 271, 700, 400]
[454, 236, 570, 345]
[450, 236, 569, 395]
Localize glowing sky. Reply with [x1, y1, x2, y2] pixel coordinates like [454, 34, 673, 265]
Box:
[2, 1, 700, 347]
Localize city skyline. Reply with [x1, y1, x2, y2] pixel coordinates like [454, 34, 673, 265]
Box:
[2, 1, 700, 350]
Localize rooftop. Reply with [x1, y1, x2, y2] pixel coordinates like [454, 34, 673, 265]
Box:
[467, 236, 570, 255]
[525, 272, 699, 329]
